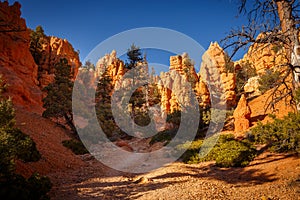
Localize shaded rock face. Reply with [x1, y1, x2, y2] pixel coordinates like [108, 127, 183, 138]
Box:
[200, 42, 236, 108]
[0, 1, 42, 111]
[233, 94, 251, 135]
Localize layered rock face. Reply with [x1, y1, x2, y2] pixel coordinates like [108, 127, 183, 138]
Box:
[240, 33, 288, 74]
[158, 54, 199, 114]
[200, 42, 236, 108]
[0, 1, 81, 112]
[95, 50, 126, 85]
[0, 1, 42, 111]
[38, 36, 81, 88]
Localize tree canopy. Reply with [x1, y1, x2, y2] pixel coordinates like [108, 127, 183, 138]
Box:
[42, 58, 76, 134]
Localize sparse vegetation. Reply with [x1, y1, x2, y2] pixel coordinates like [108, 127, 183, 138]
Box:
[0, 76, 51, 200]
[29, 25, 46, 66]
[258, 69, 281, 93]
[178, 134, 257, 167]
[250, 112, 300, 154]
[62, 139, 89, 155]
[149, 129, 178, 145]
[235, 61, 257, 98]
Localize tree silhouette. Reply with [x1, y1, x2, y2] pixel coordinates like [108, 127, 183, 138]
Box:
[222, 0, 300, 110]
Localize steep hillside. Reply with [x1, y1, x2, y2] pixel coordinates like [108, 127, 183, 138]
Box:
[15, 106, 85, 178]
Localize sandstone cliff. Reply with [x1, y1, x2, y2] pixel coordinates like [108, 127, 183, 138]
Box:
[0, 1, 81, 112]
[240, 33, 288, 74]
[0, 1, 42, 111]
[200, 42, 236, 108]
[38, 36, 81, 88]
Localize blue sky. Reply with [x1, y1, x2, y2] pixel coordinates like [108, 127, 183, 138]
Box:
[8, 0, 249, 71]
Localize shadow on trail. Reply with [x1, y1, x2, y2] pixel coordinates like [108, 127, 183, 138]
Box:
[152, 163, 277, 186]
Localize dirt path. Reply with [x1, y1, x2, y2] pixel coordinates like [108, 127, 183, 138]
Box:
[48, 153, 300, 200]
[13, 93, 300, 200]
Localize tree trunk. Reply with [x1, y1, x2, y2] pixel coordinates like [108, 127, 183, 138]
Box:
[64, 113, 78, 138]
[276, 0, 300, 109]
[276, 0, 298, 59]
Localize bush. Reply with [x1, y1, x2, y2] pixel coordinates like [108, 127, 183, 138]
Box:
[215, 140, 257, 167]
[235, 60, 257, 97]
[0, 76, 51, 199]
[11, 129, 41, 162]
[62, 139, 89, 155]
[177, 134, 257, 167]
[0, 173, 52, 200]
[250, 112, 300, 154]
[149, 129, 178, 145]
[258, 69, 281, 93]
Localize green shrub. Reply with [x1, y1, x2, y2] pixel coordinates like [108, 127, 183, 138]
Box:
[149, 129, 177, 145]
[215, 140, 257, 167]
[258, 69, 281, 93]
[178, 134, 257, 167]
[62, 139, 89, 155]
[250, 112, 300, 154]
[235, 60, 257, 97]
[27, 173, 52, 200]
[202, 108, 234, 125]
[0, 173, 52, 200]
[0, 76, 51, 199]
[11, 129, 41, 162]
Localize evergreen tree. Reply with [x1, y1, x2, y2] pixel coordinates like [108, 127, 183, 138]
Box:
[96, 71, 117, 138]
[0, 76, 51, 200]
[29, 25, 46, 65]
[124, 44, 151, 128]
[125, 44, 143, 70]
[42, 58, 76, 134]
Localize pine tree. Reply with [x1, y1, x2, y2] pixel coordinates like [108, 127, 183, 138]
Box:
[42, 58, 76, 134]
[0, 76, 51, 200]
[29, 25, 46, 65]
[124, 44, 151, 127]
[126, 44, 143, 70]
[96, 71, 117, 138]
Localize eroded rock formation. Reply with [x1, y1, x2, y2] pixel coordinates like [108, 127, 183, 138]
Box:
[240, 33, 288, 74]
[0, 1, 82, 112]
[233, 94, 251, 135]
[38, 36, 81, 88]
[200, 42, 236, 107]
[0, 1, 42, 111]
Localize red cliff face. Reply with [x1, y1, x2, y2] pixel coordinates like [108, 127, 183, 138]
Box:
[38, 36, 81, 89]
[0, 1, 42, 112]
[0, 1, 81, 113]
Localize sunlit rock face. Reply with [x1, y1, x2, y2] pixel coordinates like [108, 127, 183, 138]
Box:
[0, 2, 82, 112]
[38, 36, 81, 88]
[0, 1, 42, 111]
[233, 94, 251, 135]
[199, 42, 236, 108]
[239, 33, 289, 74]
